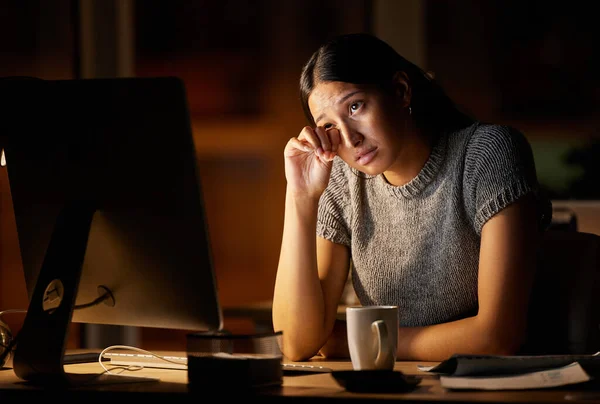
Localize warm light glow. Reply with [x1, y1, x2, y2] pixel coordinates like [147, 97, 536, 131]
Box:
[1, 149, 5, 167]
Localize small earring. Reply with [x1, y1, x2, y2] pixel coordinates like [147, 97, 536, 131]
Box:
[408, 106, 412, 116]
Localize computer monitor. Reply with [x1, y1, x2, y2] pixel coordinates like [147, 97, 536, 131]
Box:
[1, 76, 223, 385]
[528, 138, 600, 236]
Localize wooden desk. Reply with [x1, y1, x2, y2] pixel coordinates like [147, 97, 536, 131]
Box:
[1, 352, 599, 403]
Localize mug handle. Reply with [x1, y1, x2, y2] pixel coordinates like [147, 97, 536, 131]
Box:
[371, 320, 390, 369]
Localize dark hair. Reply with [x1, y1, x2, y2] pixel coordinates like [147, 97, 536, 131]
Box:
[300, 33, 474, 134]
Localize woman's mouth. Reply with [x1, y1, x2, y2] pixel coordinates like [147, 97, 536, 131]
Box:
[356, 148, 377, 165]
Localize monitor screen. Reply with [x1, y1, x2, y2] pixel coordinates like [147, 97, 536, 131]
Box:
[1, 76, 223, 383]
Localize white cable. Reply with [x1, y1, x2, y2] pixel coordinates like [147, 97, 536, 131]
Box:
[99, 344, 187, 376]
[0, 309, 27, 317]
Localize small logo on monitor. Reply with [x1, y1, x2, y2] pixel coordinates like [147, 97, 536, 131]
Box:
[42, 280, 64, 312]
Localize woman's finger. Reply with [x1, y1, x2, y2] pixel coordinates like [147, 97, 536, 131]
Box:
[285, 136, 312, 155]
[327, 128, 341, 152]
[298, 126, 321, 150]
[314, 126, 332, 152]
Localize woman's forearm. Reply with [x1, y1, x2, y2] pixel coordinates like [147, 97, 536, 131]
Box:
[272, 189, 328, 360]
[317, 313, 523, 362]
[314, 313, 525, 361]
[397, 314, 526, 361]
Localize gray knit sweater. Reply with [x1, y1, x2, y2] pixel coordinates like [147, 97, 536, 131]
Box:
[316, 122, 551, 327]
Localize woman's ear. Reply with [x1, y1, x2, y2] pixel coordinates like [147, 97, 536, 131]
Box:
[392, 71, 411, 108]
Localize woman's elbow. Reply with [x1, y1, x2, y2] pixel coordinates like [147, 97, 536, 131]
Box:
[279, 336, 321, 362]
[480, 325, 527, 356]
[272, 322, 320, 361]
[273, 323, 321, 361]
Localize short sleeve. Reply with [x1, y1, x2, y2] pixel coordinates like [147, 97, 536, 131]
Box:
[463, 124, 550, 234]
[317, 157, 352, 246]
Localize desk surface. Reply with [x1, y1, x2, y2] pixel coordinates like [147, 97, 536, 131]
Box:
[1, 351, 599, 403]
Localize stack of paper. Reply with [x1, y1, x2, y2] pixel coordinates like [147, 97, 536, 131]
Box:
[418, 353, 600, 390]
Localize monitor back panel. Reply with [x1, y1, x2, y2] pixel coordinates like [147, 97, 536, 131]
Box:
[2, 77, 223, 332]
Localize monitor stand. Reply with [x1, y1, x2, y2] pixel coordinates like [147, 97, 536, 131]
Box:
[12, 201, 157, 387]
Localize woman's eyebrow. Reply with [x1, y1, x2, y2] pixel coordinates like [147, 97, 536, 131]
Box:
[314, 90, 362, 125]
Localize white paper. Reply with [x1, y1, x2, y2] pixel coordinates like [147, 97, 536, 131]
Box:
[439, 362, 591, 390]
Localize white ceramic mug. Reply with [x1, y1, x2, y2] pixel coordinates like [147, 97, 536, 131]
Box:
[346, 305, 398, 371]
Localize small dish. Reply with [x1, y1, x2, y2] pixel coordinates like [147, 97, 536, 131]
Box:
[331, 369, 421, 393]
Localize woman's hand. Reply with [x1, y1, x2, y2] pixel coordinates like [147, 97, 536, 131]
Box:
[284, 126, 340, 198]
[317, 319, 350, 359]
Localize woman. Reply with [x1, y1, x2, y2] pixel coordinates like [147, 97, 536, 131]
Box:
[272, 33, 551, 362]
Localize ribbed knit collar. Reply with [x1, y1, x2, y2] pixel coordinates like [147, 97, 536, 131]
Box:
[379, 131, 448, 199]
[378, 121, 479, 199]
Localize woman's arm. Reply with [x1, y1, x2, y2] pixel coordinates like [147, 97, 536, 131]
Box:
[272, 127, 350, 361]
[317, 193, 540, 361]
[272, 194, 350, 361]
[393, 193, 540, 361]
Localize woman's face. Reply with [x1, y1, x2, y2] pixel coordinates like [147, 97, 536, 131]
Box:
[307, 80, 412, 178]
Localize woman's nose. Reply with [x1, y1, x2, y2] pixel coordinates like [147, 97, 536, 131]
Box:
[340, 126, 363, 148]
[342, 130, 364, 147]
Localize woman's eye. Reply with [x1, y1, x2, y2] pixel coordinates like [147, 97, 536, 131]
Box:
[349, 101, 363, 114]
[323, 123, 334, 129]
